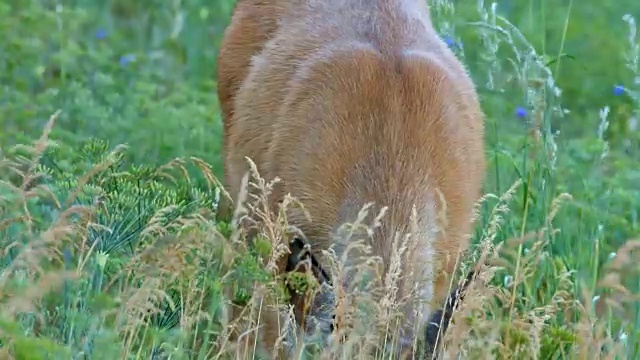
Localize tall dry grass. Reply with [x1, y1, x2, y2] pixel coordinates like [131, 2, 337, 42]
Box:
[3, 110, 637, 360]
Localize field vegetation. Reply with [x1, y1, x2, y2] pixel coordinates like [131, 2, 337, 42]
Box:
[1, 0, 639, 359]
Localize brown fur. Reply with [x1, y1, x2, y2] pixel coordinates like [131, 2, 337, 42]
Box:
[217, 0, 485, 358]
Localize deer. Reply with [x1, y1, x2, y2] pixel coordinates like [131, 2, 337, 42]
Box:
[216, 0, 485, 358]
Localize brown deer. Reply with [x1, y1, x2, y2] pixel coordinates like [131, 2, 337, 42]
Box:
[217, 0, 485, 358]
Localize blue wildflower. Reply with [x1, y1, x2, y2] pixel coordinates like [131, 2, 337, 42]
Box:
[442, 35, 458, 49]
[515, 106, 527, 118]
[444, 36, 455, 47]
[613, 84, 624, 96]
[119, 54, 136, 67]
[96, 28, 107, 40]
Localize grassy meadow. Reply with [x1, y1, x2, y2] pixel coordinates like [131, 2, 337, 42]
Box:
[1, 0, 639, 359]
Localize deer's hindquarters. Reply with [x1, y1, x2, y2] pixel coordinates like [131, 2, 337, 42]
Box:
[217, 0, 485, 358]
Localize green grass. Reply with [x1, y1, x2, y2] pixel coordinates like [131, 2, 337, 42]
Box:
[1, 0, 639, 359]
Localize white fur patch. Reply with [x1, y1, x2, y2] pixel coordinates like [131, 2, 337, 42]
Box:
[416, 194, 439, 325]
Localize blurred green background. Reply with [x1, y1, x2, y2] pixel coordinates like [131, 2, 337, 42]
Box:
[1, 0, 639, 358]
[2, 0, 639, 169]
